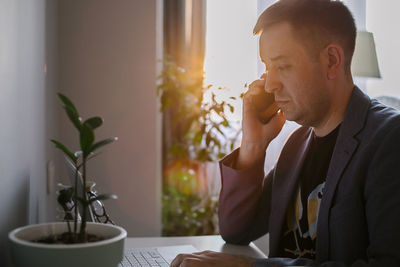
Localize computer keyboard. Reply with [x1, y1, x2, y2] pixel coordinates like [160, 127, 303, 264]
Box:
[119, 248, 169, 267]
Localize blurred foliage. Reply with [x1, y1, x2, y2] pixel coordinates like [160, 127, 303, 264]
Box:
[157, 58, 241, 236]
[157, 59, 240, 162]
[163, 159, 207, 195]
[162, 185, 218, 236]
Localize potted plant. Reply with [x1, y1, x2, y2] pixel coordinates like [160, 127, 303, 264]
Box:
[157, 59, 241, 236]
[8, 93, 126, 267]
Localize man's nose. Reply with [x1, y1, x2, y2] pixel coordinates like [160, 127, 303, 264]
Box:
[264, 69, 281, 93]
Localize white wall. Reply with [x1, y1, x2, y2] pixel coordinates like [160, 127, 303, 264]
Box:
[0, 0, 59, 266]
[366, 0, 400, 98]
[57, 0, 161, 236]
[205, 0, 258, 122]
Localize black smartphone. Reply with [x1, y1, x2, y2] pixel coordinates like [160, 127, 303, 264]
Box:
[252, 91, 279, 124]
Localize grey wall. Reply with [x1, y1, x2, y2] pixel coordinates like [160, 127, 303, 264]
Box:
[1, 0, 160, 265]
[58, 0, 161, 236]
[0, 0, 59, 266]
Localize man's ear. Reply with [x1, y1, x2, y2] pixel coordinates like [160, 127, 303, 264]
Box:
[324, 44, 344, 80]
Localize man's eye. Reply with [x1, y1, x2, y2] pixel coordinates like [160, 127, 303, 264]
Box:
[278, 65, 288, 71]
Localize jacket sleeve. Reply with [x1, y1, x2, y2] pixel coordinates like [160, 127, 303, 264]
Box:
[218, 148, 274, 245]
[253, 125, 400, 267]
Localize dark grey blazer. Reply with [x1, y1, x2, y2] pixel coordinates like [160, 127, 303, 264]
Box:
[219, 87, 400, 266]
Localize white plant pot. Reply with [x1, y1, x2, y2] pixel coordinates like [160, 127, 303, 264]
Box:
[9, 222, 127, 267]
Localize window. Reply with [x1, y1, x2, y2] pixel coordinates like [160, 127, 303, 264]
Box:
[204, 0, 258, 122]
[366, 1, 400, 98]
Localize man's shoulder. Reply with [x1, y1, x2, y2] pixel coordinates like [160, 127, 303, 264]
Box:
[364, 98, 400, 136]
[342, 87, 400, 140]
[369, 98, 400, 123]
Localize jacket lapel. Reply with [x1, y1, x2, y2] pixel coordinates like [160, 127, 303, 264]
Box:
[316, 87, 371, 262]
[269, 127, 314, 257]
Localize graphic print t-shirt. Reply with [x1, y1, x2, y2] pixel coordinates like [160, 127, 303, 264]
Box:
[281, 125, 340, 259]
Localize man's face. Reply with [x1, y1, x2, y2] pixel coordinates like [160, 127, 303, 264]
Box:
[259, 22, 331, 127]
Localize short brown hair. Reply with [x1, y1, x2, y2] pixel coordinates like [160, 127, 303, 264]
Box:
[254, 0, 356, 70]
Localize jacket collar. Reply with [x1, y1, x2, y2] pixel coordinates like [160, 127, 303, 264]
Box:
[316, 86, 371, 262]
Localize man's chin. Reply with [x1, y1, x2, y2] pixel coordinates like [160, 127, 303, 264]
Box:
[282, 112, 303, 125]
[280, 110, 293, 120]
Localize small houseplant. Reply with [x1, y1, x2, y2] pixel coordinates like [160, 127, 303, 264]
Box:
[158, 59, 241, 236]
[8, 93, 126, 267]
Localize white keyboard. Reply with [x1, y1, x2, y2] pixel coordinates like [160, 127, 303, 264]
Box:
[119, 248, 169, 267]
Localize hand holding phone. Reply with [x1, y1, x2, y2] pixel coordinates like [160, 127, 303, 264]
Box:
[237, 77, 285, 169]
[251, 91, 279, 124]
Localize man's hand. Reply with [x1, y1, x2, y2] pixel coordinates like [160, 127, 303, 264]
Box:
[170, 250, 255, 267]
[237, 76, 286, 169]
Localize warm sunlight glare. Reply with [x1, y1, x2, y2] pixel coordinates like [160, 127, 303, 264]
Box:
[204, 0, 258, 121]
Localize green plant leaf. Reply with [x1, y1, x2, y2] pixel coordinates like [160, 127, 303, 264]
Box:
[51, 140, 77, 163]
[58, 93, 78, 114]
[217, 152, 226, 159]
[211, 137, 221, 148]
[211, 92, 216, 103]
[64, 105, 82, 131]
[84, 117, 103, 130]
[197, 148, 209, 162]
[213, 124, 226, 137]
[89, 194, 118, 203]
[80, 124, 95, 157]
[90, 137, 118, 153]
[193, 131, 202, 144]
[58, 93, 82, 131]
[227, 103, 234, 113]
[205, 132, 211, 146]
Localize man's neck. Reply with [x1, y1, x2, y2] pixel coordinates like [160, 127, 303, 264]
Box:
[313, 82, 354, 137]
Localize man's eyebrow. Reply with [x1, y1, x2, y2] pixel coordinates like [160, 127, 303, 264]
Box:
[261, 55, 288, 64]
[270, 55, 288, 61]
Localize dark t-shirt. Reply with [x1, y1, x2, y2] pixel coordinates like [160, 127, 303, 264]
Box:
[281, 125, 340, 259]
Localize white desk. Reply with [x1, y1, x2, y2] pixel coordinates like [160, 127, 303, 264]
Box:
[125, 235, 267, 259]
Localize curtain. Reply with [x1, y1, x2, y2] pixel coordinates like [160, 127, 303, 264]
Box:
[162, 0, 206, 167]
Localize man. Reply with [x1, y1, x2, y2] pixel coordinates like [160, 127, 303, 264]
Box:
[171, 0, 400, 266]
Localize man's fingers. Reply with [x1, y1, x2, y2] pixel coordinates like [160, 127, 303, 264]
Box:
[170, 253, 192, 267]
[180, 257, 203, 266]
[257, 102, 279, 124]
[192, 250, 214, 255]
[171, 251, 255, 267]
[171, 252, 210, 267]
[246, 78, 266, 97]
[262, 110, 286, 136]
[243, 78, 268, 114]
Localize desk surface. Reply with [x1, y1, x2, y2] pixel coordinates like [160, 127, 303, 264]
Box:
[125, 235, 267, 259]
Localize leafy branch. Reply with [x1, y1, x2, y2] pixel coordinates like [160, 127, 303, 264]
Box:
[52, 93, 118, 243]
[157, 59, 241, 163]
